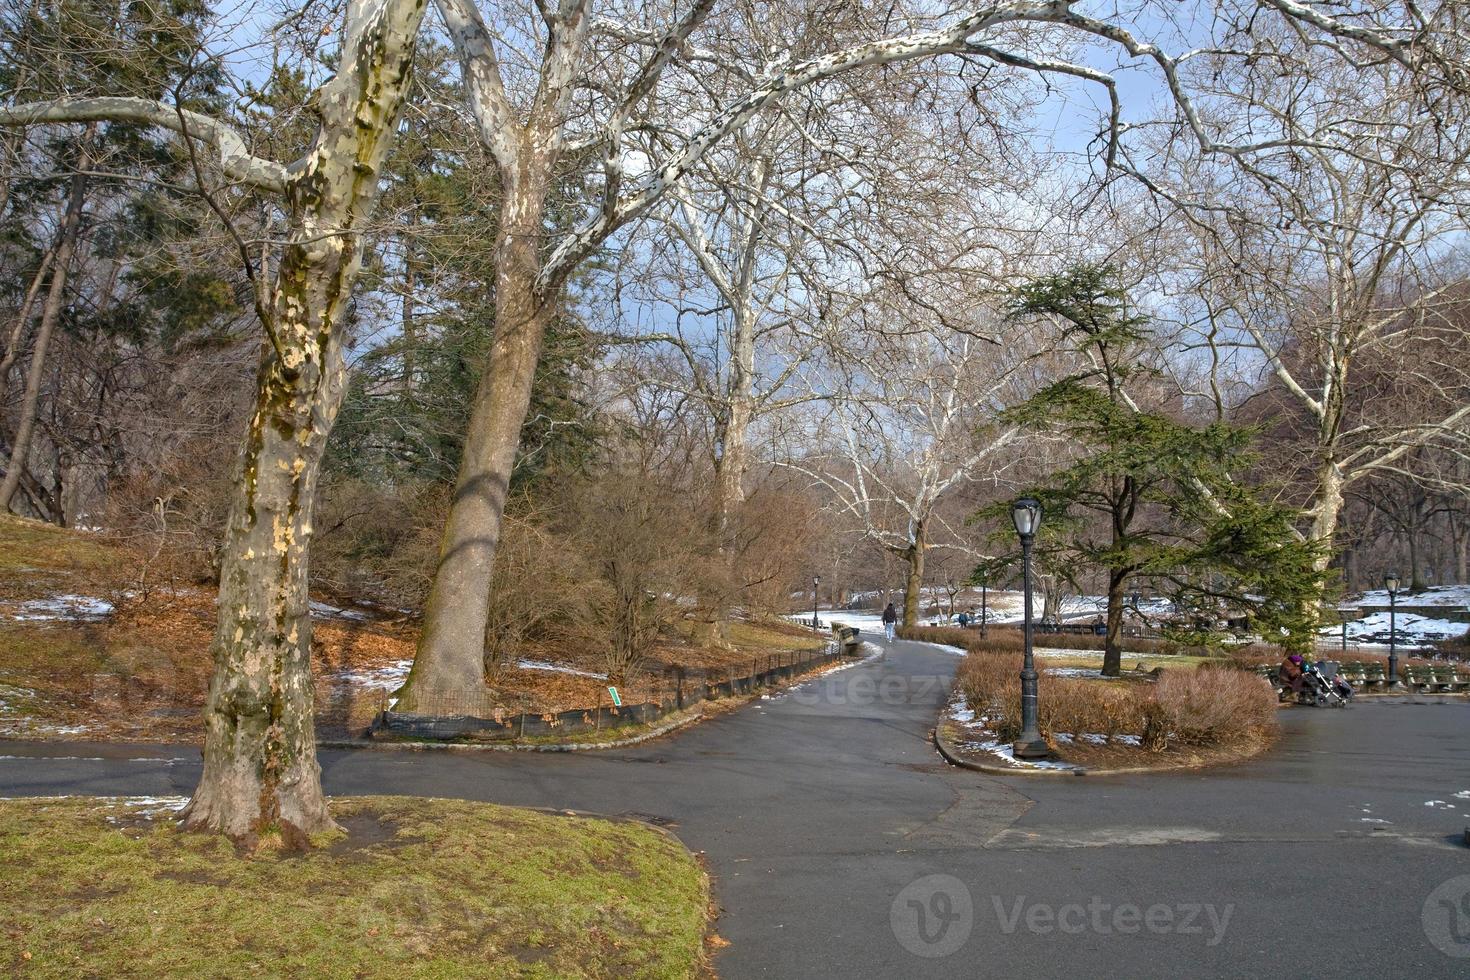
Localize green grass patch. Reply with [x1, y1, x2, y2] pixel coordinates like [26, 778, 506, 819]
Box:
[721, 618, 820, 652]
[0, 515, 122, 580]
[0, 796, 709, 978]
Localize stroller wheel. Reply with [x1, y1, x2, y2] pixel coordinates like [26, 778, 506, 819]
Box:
[1314, 693, 1329, 706]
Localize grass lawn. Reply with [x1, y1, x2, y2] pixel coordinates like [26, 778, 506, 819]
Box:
[0, 796, 709, 978]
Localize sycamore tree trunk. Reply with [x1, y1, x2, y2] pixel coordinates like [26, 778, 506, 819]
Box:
[900, 517, 927, 628]
[0, 134, 90, 512]
[1103, 569, 1127, 677]
[399, 166, 552, 709]
[179, 0, 429, 842]
[692, 353, 754, 649]
[1307, 458, 1346, 572]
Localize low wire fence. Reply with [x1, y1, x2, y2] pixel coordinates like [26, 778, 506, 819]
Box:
[373, 641, 855, 742]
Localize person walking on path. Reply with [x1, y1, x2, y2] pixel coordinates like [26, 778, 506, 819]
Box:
[881, 602, 898, 642]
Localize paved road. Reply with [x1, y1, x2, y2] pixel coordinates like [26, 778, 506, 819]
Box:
[4, 640, 1469, 978]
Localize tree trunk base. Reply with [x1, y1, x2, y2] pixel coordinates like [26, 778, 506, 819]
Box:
[181, 749, 338, 849]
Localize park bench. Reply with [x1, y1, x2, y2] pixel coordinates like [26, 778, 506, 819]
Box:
[1357, 662, 1388, 689]
[1404, 665, 1470, 693]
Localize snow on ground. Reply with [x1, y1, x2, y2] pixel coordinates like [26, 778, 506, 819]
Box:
[331, 660, 413, 691]
[943, 698, 1082, 771]
[1348, 584, 1470, 608]
[1319, 609, 1468, 647]
[329, 657, 612, 713]
[0, 683, 93, 737]
[953, 736, 1082, 771]
[514, 659, 608, 680]
[7, 594, 114, 622]
[101, 796, 190, 823]
[308, 600, 371, 622]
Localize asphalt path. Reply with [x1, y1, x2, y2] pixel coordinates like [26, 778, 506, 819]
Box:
[3, 639, 1468, 978]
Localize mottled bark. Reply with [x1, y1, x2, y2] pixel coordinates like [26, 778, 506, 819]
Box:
[901, 517, 926, 628]
[1307, 459, 1345, 572]
[0, 136, 90, 512]
[399, 169, 552, 707]
[180, 0, 429, 841]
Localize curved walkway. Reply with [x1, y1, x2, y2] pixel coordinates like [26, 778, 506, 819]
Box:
[3, 640, 1468, 977]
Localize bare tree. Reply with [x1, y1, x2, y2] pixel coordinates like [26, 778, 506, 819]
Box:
[783, 310, 1032, 626]
[0, 0, 431, 840]
[403, 0, 1470, 701]
[1150, 41, 1470, 586]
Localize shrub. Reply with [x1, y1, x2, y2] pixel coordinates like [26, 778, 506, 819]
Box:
[1153, 667, 1278, 745]
[953, 651, 1278, 751]
[902, 624, 1198, 657]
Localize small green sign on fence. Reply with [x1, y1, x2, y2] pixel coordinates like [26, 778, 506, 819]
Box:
[607, 686, 622, 707]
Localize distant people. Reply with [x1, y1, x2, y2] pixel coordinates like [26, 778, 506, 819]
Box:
[882, 602, 898, 641]
[957, 611, 970, 629]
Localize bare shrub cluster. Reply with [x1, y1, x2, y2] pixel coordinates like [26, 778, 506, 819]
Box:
[954, 653, 1279, 751]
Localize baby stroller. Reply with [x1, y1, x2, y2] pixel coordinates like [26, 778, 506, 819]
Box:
[1286, 660, 1352, 707]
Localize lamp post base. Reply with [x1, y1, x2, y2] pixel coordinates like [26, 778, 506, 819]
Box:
[1013, 734, 1050, 760]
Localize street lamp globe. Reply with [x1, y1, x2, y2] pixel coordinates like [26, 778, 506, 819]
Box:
[1011, 497, 1043, 538]
[1383, 572, 1400, 594]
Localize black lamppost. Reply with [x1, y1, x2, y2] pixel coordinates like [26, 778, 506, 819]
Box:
[1384, 572, 1401, 689]
[812, 575, 821, 631]
[1012, 497, 1048, 759]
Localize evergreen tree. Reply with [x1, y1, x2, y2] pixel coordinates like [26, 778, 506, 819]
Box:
[326, 44, 603, 491]
[979, 265, 1324, 674]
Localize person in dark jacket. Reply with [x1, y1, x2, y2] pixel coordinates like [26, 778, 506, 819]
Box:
[1278, 653, 1306, 695]
[881, 602, 898, 641]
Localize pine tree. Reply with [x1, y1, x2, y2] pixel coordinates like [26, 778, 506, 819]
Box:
[979, 265, 1324, 674]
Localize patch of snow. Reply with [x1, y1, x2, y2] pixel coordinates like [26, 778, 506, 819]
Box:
[1454, 790, 1470, 800]
[515, 659, 608, 680]
[911, 641, 967, 657]
[1349, 584, 1470, 608]
[102, 796, 190, 823]
[309, 600, 371, 622]
[1360, 818, 1392, 825]
[1045, 667, 1104, 678]
[1424, 800, 1455, 809]
[947, 701, 979, 726]
[0, 721, 92, 737]
[330, 660, 412, 690]
[8, 594, 114, 622]
[1113, 734, 1142, 747]
[954, 737, 1082, 771]
[1080, 733, 1108, 745]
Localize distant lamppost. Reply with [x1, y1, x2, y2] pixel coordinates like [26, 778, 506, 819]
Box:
[1011, 497, 1048, 759]
[980, 572, 989, 638]
[1384, 572, 1401, 689]
[812, 575, 822, 632]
